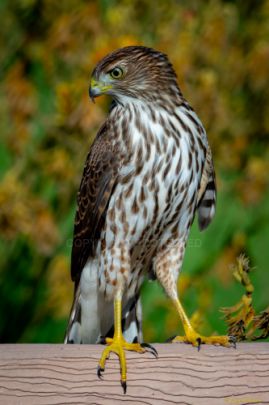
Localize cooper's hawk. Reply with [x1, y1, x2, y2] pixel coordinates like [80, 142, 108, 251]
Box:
[65, 46, 235, 392]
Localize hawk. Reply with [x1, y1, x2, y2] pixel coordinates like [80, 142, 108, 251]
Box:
[65, 46, 235, 392]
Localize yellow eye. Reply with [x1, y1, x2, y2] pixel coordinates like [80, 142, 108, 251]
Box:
[110, 67, 123, 79]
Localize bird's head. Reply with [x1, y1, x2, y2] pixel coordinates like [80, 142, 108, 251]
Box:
[89, 46, 180, 104]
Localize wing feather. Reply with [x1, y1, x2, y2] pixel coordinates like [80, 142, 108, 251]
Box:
[71, 123, 120, 285]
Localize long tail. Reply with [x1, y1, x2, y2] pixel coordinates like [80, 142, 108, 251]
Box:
[64, 261, 143, 344]
[64, 284, 83, 344]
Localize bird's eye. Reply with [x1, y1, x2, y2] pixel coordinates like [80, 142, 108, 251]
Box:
[110, 67, 124, 79]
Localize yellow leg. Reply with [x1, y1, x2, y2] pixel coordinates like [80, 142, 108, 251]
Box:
[172, 298, 236, 349]
[97, 297, 157, 393]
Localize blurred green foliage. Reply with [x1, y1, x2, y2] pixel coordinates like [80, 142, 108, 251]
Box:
[0, 0, 269, 343]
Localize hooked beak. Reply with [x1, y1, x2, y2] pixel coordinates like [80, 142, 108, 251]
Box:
[89, 78, 113, 102]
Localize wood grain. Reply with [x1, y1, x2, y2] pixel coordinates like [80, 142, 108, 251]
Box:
[0, 343, 268, 404]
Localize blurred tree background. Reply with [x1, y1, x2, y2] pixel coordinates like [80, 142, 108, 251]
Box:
[0, 0, 269, 343]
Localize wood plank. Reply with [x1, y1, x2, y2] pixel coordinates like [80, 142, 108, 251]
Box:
[0, 343, 268, 404]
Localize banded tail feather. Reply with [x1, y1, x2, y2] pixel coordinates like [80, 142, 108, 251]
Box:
[198, 176, 216, 231]
[196, 144, 216, 231]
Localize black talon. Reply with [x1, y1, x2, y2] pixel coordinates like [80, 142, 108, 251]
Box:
[166, 335, 176, 343]
[141, 343, 158, 358]
[97, 365, 104, 379]
[229, 335, 237, 349]
[197, 337, 202, 352]
[121, 380, 127, 394]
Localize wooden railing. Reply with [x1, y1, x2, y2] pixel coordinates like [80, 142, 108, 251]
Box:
[0, 343, 268, 404]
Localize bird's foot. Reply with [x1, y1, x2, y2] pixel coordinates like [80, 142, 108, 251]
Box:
[172, 328, 236, 350]
[97, 335, 157, 393]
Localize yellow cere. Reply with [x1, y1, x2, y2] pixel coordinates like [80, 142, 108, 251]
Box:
[90, 77, 112, 92]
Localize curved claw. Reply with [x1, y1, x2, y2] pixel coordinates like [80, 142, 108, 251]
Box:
[196, 337, 202, 352]
[166, 335, 176, 343]
[97, 365, 104, 379]
[121, 380, 127, 394]
[141, 343, 158, 358]
[229, 335, 237, 349]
